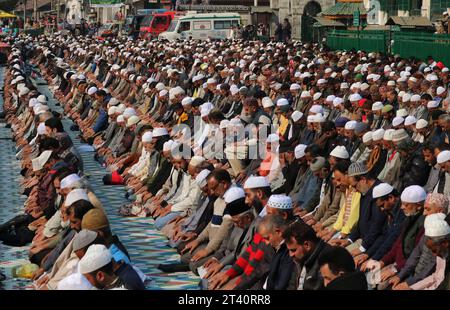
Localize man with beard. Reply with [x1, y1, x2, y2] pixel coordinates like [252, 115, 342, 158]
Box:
[434, 149, 450, 196]
[153, 155, 204, 230]
[318, 246, 367, 290]
[240, 97, 271, 126]
[242, 175, 271, 221]
[356, 184, 405, 270]
[412, 213, 450, 290]
[360, 185, 426, 289]
[380, 104, 395, 130]
[387, 193, 448, 290]
[342, 120, 358, 156]
[34, 195, 98, 289]
[329, 163, 386, 261]
[280, 110, 305, 148]
[283, 220, 330, 290]
[201, 188, 256, 284]
[377, 129, 402, 190]
[438, 114, 450, 144]
[279, 144, 300, 195]
[79, 244, 141, 290]
[333, 116, 350, 147]
[208, 193, 289, 290]
[422, 142, 441, 192]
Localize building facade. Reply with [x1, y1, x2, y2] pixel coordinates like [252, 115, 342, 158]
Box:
[270, 0, 335, 40]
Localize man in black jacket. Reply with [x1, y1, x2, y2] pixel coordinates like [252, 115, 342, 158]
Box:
[318, 246, 367, 290]
[396, 138, 431, 191]
[282, 220, 330, 290]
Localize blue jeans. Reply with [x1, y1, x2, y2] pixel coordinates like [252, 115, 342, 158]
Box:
[154, 211, 182, 230]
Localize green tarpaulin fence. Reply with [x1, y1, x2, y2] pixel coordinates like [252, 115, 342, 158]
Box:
[326, 30, 388, 54]
[391, 31, 450, 66]
[90, 0, 124, 7]
[326, 29, 450, 66]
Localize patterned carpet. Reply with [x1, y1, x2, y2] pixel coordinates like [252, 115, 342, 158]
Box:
[0, 68, 200, 290]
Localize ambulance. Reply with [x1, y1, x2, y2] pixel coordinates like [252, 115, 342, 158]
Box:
[158, 12, 241, 41]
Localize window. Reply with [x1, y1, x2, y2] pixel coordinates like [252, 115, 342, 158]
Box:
[193, 21, 211, 30]
[152, 16, 168, 30]
[431, 0, 450, 16]
[141, 15, 154, 27]
[178, 21, 191, 33]
[167, 20, 178, 32]
[214, 20, 239, 30]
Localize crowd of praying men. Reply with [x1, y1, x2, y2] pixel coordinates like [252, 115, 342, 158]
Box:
[1, 32, 450, 290]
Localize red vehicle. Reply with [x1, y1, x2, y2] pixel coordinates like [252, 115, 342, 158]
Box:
[139, 11, 177, 40]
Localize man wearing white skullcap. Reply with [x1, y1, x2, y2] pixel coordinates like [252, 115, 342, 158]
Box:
[359, 184, 428, 288]
[153, 152, 205, 231]
[434, 150, 450, 196]
[401, 185, 426, 214]
[65, 188, 90, 207]
[87, 86, 97, 96]
[352, 183, 404, 269]
[330, 145, 349, 160]
[392, 116, 404, 129]
[266, 195, 293, 220]
[407, 213, 450, 290]
[79, 244, 143, 290]
[60, 173, 82, 191]
[242, 175, 272, 218]
[57, 272, 93, 290]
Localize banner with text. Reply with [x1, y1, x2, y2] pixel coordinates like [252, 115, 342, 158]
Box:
[90, 0, 124, 8]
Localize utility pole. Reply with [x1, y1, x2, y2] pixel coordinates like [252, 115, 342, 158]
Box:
[33, 0, 37, 21]
[57, 0, 60, 24]
[23, 0, 27, 30]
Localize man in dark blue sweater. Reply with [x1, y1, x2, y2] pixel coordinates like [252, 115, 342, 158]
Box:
[354, 183, 406, 268]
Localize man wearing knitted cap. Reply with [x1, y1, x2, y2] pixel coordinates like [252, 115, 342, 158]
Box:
[380, 104, 395, 130]
[81, 208, 131, 268]
[290, 150, 325, 216]
[329, 163, 386, 261]
[318, 161, 361, 243]
[208, 194, 282, 290]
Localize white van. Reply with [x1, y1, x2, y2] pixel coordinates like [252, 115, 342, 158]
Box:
[158, 12, 241, 41]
